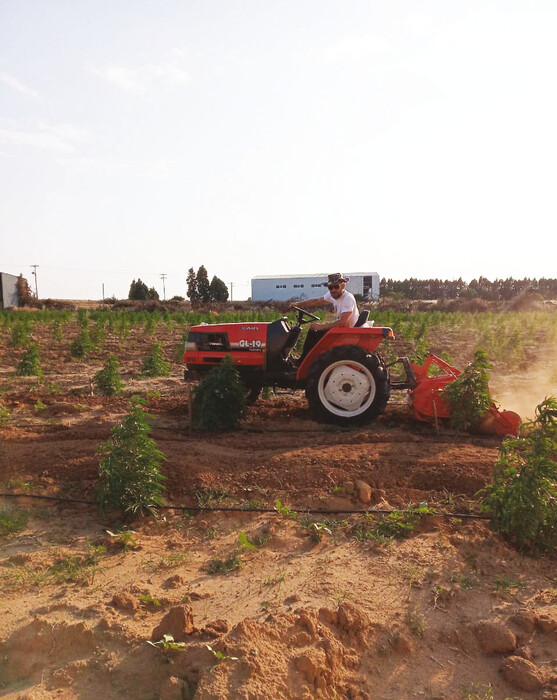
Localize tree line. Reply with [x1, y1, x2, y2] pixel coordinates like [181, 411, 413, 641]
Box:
[380, 277, 557, 301]
[128, 266, 229, 303]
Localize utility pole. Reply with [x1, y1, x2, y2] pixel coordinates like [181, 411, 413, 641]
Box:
[31, 265, 39, 298]
[229, 282, 233, 301]
[160, 273, 167, 301]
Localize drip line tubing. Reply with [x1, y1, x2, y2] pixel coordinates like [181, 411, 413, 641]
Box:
[0, 492, 491, 519]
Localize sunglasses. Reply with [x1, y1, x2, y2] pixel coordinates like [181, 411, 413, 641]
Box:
[328, 283, 342, 290]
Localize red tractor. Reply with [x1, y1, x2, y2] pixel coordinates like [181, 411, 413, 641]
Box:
[184, 307, 392, 426]
[183, 306, 521, 433]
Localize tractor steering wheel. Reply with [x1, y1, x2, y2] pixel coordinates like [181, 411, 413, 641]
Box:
[291, 306, 320, 325]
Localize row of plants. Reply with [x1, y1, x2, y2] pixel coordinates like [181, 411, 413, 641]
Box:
[9, 342, 170, 391]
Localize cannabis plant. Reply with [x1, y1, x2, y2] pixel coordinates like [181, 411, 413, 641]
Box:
[94, 355, 124, 396]
[70, 329, 93, 359]
[444, 349, 492, 430]
[481, 397, 557, 553]
[16, 344, 43, 377]
[97, 398, 166, 516]
[193, 355, 246, 431]
[141, 343, 170, 377]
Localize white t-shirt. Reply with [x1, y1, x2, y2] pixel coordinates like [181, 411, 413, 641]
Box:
[323, 290, 359, 327]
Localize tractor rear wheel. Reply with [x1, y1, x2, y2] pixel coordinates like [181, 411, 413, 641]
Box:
[306, 346, 390, 425]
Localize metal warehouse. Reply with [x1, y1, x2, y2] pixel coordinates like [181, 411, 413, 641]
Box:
[0, 272, 19, 309]
[251, 272, 380, 302]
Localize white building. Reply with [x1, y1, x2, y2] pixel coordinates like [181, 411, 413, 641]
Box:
[251, 272, 380, 302]
[0, 272, 19, 309]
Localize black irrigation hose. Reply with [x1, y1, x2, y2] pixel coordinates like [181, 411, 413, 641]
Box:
[0, 492, 491, 519]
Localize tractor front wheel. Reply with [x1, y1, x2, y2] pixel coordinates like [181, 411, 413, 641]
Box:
[243, 383, 262, 405]
[306, 346, 390, 425]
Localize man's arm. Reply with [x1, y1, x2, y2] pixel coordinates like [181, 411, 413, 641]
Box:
[309, 310, 352, 331]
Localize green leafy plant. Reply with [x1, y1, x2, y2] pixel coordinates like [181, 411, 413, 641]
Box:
[94, 354, 124, 396]
[274, 499, 296, 520]
[90, 321, 106, 350]
[305, 521, 332, 543]
[207, 554, 242, 575]
[106, 529, 138, 550]
[10, 324, 29, 347]
[147, 634, 187, 663]
[0, 505, 28, 536]
[205, 644, 239, 666]
[481, 397, 557, 552]
[70, 329, 93, 359]
[51, 319, 64, 343]
[96, 398, 166, 517]
[33, 399, 46, 411]
[444, 349, 492, 431]
[141, 343, 170, 377]
[238, 531, 258, 550]
[16, 343, 43, 377]
[140, 593, 162, 607]
[193, 355, 246, 431]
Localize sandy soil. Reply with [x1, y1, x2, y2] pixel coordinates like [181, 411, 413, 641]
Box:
[0, 320, 556, 700]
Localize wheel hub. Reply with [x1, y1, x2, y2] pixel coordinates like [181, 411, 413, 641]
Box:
[320, 363, 375, 414]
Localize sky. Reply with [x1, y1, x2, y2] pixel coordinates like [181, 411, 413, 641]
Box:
[1, 0, 556, 301]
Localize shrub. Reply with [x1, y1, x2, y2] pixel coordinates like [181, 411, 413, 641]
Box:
[10, 324, 29, 347]
[97, 398, 166, 516]
[94, 355, 124, 396]
[481, 397, 557, 553]
[90, 321, 106, 350]
[51, 319, 64, 343]
[443, 349, 492, 430]
[77, 308, 89, 330]
[141, 343, 170, 377]
[16, 343, 43, 377]
[193, 356, 246, 431]
[70, 329, 93, 358]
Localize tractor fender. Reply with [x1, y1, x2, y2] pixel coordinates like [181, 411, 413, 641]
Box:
[297, 326, 393, 380]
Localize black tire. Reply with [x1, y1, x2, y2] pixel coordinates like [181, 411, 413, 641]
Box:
[305, 346, 390, 426]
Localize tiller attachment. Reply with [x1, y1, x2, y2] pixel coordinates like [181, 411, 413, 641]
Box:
[392, 353, 521, 436]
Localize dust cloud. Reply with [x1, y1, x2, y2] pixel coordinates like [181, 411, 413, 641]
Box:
[490, 353, 557, 422]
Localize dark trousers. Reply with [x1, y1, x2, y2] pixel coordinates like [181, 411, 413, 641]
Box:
[300, 328, 328, 360]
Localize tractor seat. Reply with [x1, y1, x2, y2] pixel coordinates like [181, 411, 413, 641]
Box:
[354, 310, 372, 327]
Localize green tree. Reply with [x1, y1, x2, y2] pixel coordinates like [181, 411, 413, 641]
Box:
[481, 397, 557, 552]
[197, 265, 211, 303]
[97, 398, 166, 516]
[186, 267, 199, 304]
[129, 279, 150, 300]
[209, 275, 229, 302]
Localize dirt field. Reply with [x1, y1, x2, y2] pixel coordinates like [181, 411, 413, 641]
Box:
[0, 316, 556, 700]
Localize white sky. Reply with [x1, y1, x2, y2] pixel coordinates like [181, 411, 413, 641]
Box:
[1, 0, 556, 301]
